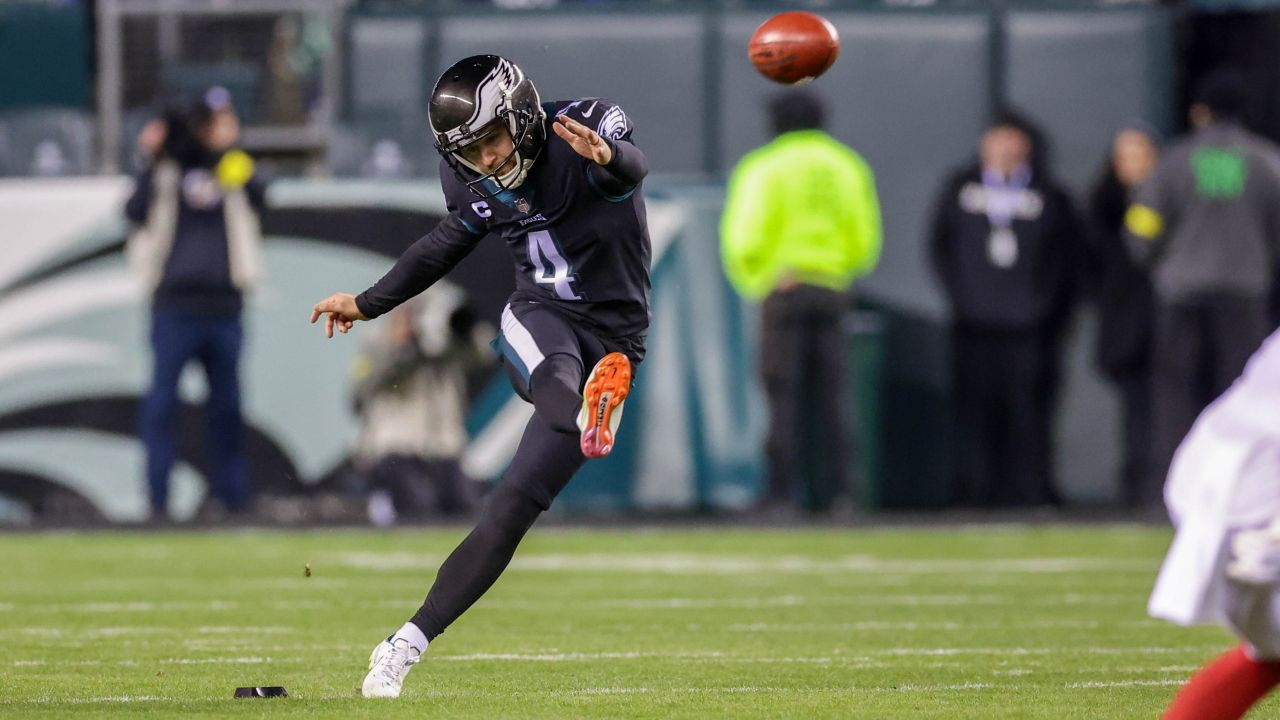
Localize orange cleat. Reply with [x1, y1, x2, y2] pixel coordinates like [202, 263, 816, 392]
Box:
[578, 352, 631, 459]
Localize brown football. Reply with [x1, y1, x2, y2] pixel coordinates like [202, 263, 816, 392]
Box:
[748, 12, 840, 86]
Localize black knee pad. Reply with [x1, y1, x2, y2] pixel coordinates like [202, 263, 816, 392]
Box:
[529, 354, 583, 434]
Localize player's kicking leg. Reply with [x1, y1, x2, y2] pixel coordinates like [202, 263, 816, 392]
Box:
[362, 304, 634, 698]
[362, 415, 583, 697]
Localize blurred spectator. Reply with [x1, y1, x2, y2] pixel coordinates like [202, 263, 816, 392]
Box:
[1085, 124, 1160, 507]
[125, 87, 267, 521]
[351, 280, 493, 524]
[720, 90, 883, 516]
[929, 109, 1082, 508]
[1126, 69, 1280, 504]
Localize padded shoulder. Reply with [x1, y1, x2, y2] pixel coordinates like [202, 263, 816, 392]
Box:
[549, 98, 634, 142]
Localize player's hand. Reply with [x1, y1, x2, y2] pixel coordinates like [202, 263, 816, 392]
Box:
[554, 115, 612, 166]
[310, 293, 368, 338]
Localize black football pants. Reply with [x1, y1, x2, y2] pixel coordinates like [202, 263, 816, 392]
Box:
[950, 323, 1060, 508]
[409, 301, 637, 642]
[759, 285, 851, 509]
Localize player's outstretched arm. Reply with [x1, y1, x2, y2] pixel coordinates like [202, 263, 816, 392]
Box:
[310, 292, 368, 338]
[555, 114, 649, 198]
[350, 213, 486, 324]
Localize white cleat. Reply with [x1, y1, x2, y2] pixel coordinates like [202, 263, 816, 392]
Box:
[1228, 517, 1280, 587]
[361, 638, 420, 698]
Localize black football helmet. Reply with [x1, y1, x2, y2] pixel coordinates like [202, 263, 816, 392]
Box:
[429, 55, 546, 198]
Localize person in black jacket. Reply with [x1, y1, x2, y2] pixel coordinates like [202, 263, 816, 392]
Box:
[929, 109, 1082, 507]
[1085, 124, 1160, 507]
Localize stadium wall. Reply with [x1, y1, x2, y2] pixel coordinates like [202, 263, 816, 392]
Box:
[0, 6, 1174, 521]
[341, 5, 1172, 506]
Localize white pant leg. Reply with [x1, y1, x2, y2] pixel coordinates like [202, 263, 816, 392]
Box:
[1223, 575, 1280, 660]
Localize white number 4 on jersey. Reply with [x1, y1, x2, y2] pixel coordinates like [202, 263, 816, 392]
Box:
[527, 230, 582, 300]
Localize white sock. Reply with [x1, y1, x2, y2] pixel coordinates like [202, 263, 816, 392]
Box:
[391, 622, 428, 654]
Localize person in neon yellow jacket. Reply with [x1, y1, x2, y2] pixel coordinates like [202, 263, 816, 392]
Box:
[720, 90, 883, 515]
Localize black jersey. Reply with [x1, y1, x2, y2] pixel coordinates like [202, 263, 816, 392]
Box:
[356, 99, 652, 348]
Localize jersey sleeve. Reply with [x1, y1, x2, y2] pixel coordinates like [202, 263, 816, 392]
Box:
[555, 98, 635, 143]
[555, 99, 648, 200]
[354, 196, 486, 320]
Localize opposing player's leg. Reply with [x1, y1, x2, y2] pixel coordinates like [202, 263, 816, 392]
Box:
[1162, 645, 1280, 720]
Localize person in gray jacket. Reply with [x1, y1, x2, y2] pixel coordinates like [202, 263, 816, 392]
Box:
[1126, 70, 1280, 506]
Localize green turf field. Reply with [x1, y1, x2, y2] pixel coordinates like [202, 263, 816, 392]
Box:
[0, 525, 1256, 718]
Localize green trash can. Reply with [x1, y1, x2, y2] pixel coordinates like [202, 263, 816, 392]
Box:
[845, 309, 886, 510]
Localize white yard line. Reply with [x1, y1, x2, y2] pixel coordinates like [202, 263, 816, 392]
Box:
[427, 646, 1223, 664]
[2, 696, 164, 705]
[728, 619, 1165, 632]
[474, 594, 1005, 610]
[337, 551, 1158, 575]
[196, 626, 294, 634]
[2, 627, 178, 639]
[1, 683, 1008, 705]
[5, 592, 1152, 615]
[1067, 680, 1185, 688]
[160, 657, 277, 664]
[0, 679, 1190, 705]
[22, 601, 241, 613]
[268, 601, 330, 610]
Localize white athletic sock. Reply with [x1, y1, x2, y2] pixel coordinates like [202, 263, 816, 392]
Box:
[391, 622, 428, 654]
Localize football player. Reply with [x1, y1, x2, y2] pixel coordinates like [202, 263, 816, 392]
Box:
[1149, 326, 1280, 720]
[310, 55, 650, 698]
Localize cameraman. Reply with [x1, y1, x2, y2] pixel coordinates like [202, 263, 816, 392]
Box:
[125, 87, 267, 522]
